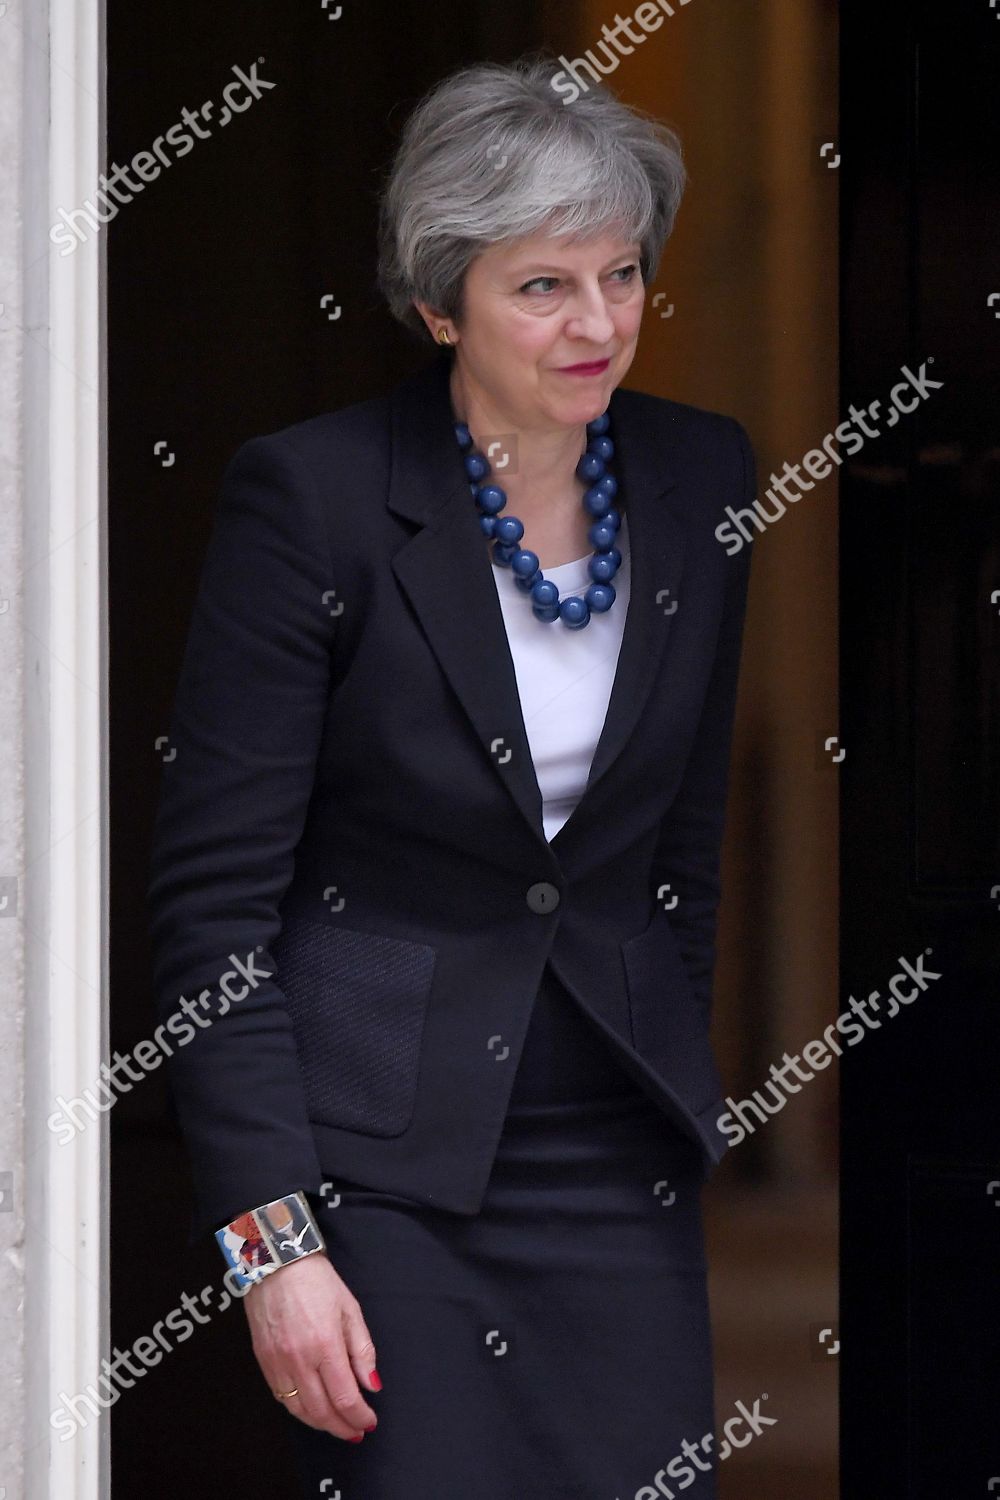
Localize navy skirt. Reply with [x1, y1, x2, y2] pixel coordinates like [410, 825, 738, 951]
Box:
[284, 962, 717, 1500]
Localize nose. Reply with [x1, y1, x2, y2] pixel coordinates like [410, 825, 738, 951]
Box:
[564, 281, 616, 345]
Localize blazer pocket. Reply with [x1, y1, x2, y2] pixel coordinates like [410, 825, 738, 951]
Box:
[271, 915, 437, 1138]
[620, 916, 721, 1117]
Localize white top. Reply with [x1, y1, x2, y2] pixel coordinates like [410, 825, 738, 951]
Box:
[491, 514, 631, 841]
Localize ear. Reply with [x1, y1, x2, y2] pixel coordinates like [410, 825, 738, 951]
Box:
[412, 299, 446, 341]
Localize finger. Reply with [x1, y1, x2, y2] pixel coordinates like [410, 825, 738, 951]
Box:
[267, 1375, 315, 1427]
[263, 1358, 353, 1441]
[342, 1300, 381, 1396]
[316, 1347, 378, 1435]
[290, 1365, 362, 1441]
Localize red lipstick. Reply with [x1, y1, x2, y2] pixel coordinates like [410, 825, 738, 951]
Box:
[555, 358, 611, 377]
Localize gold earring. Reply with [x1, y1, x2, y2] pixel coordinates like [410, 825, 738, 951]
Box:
[437, 327, 453, 347]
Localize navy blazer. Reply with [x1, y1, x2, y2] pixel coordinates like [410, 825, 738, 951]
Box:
[147, 352, 756, 1246]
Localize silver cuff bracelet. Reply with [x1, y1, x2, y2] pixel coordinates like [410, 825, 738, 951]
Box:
[214, 1189, 326, 1287]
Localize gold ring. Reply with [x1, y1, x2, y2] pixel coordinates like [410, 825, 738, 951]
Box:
[274, 1386, 300, 1401]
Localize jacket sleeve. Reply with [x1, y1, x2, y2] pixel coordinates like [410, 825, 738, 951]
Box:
[146, 433, 335, 1247]
[650, 417, 756, 1021]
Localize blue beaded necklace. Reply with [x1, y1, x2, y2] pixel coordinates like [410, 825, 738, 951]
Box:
[452, 411, 623, 629]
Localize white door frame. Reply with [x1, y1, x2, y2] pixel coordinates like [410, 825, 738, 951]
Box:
[19, 0, 107, 1494]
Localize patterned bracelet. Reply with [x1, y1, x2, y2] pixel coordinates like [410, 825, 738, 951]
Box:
[215, 1189, 326, 1289]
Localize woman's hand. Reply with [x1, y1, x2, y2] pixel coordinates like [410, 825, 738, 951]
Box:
[243, 1253, 381, 1441]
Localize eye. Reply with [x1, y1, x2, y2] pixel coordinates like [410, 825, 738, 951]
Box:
[517, 264, 640, 297]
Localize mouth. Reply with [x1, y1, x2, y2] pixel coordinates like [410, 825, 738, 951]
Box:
[555, 358, 612, 376]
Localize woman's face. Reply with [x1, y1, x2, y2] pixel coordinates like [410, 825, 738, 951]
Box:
[432, 228, 646, 432]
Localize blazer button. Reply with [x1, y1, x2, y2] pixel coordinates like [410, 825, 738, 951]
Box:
[526, 881, 560, 914]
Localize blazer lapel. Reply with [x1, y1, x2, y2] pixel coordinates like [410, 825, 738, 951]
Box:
[387, 355, 691, 857]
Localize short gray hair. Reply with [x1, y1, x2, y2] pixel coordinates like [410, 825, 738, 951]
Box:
[376, 52, 687, 344]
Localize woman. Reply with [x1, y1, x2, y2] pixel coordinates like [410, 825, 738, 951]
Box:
[147, 53, 756, 1500]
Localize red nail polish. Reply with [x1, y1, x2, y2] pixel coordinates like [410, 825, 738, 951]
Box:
[364, 1423, 377, 1432]
[349, 1433, 364, 1443]
[369, 1368, 383, 1390]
